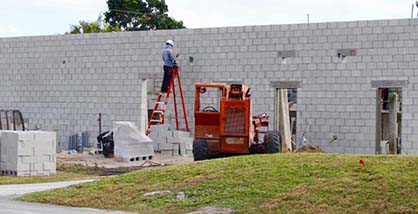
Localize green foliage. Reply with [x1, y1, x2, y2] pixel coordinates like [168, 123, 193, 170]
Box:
[104, 0, 185, 31]
[69, 14, 120, 34]
[18, 154, 418, 213]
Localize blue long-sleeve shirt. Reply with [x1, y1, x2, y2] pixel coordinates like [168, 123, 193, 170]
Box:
[162, 45, 174, 67]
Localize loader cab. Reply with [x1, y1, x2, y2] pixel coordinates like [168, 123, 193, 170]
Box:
[194, 83, 227, 153]
[194, 83, 252, 159]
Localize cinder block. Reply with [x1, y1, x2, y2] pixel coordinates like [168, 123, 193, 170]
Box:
[155, 141, 185, 155]
[177, 137, 193, 156]
[177, 131, 191, 138]
[33, 132, 56, 154]
[172, 131, 178, 139]
[113, 122, 154, 162]
[156, 142, 175, 151]
[43, 162, 56, 173]
[16, 161, 30, 171]
[0, 131, 56, 176]
[166, 132, 175, 143]
[156, 136, 167, 144]
[159, 130, 172, 138]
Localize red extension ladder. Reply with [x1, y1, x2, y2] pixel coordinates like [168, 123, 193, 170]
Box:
[146, 65, 189, 135]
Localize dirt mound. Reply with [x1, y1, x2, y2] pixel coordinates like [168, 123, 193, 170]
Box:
[57, 152, 193, 169]
[294, 145, 323, 153]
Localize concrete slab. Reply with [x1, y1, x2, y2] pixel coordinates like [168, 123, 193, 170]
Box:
[0, 179, 98, 197]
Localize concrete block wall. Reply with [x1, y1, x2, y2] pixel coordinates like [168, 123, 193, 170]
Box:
[1, 18, 418, 154]
[0, 131, 56, 176]
[0, 33, 149, 150]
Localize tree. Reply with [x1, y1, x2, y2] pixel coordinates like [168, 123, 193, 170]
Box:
[69, 14, 120, 34]
[104, 0, 185, 31]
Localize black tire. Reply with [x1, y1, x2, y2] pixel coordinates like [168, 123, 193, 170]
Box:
[102, 141, 113, 158]
[249, 144, 264, 154]
[264, 131, 281, 153]
[193, 139, 209, 161]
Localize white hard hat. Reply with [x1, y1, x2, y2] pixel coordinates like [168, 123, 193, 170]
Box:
[166, 40, 174, 46]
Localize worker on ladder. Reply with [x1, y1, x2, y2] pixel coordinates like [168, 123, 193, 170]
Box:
[147, 39, 189, 135]
[161, 40, 175, 94]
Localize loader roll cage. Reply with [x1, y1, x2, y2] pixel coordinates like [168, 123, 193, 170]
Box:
[193, 82, 281, 161]
[194, 83, 253, 154]
[194, 82, 251, 113]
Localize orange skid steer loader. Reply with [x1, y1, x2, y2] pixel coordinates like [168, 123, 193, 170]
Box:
[193, 83, 281, 161]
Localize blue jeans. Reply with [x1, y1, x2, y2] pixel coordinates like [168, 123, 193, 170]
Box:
[161, 66, 172, 93]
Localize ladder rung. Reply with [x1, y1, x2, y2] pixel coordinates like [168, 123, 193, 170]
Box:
[146, 69, 189, 137]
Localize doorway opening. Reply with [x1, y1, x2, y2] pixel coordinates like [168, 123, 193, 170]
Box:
[275, 88, 297, 151]
[375, 88, 402, 154]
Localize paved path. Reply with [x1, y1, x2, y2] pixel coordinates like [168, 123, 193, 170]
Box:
[0, 180, 132, 214]
[0, 197, 130, 214]
[0, 179, 98, 196]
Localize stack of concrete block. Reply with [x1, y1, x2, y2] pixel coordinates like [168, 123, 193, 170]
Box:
[0, 131, 56, 176]
[174, 131, 194, 156]
[148, 125, 164, 150]
[113, 121, 154, 162]
[148, 125, 193, 156]
[149, 125, 174, 153]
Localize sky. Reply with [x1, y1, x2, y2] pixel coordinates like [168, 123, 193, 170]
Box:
[0, 0, 414, 37]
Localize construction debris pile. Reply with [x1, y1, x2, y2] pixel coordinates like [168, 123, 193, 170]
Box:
[294, 145, 323, 153]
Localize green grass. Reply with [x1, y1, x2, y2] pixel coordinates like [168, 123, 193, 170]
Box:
[0, 164, 101, 185]
[18, 154, 418, 213]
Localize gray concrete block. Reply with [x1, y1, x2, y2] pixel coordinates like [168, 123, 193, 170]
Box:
[0, 131, 56, 176]
[113, 122, 154, 162]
